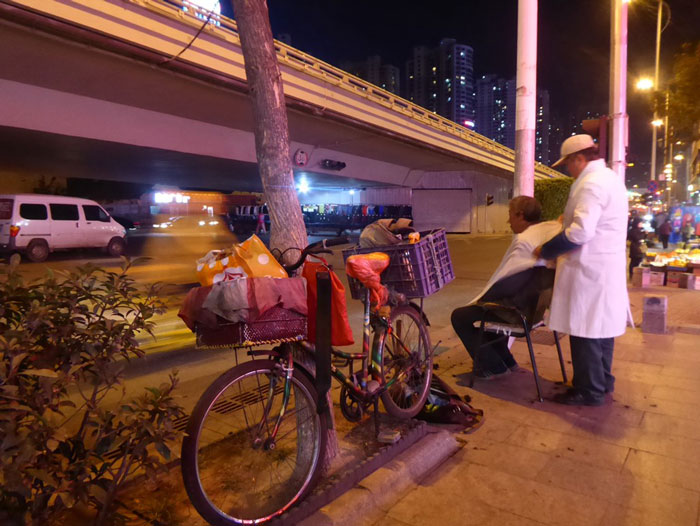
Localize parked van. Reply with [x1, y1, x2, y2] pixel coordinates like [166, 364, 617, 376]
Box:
[0, 194, 126, 262]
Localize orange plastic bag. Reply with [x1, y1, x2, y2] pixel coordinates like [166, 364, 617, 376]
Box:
[302, 259, 354, 346]
[345, 253, 390, 306]
[196, 234, 287, 286]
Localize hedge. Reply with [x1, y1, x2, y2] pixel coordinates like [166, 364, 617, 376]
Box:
[534, 177, 573, 220]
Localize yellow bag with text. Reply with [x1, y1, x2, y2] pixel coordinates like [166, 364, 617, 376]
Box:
[196, 234, 287, 286]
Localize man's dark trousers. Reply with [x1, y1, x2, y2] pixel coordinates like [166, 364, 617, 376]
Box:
[451, 268, 544, 375]
[569, 336, 615, 401]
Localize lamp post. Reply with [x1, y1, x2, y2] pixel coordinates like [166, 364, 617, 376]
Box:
[650, 1, 669, 181]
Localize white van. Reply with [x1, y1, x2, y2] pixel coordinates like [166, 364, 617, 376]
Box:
[0, 194, 126, 262]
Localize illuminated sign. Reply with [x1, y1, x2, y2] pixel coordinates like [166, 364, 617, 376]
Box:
[154, 192, 191, 204]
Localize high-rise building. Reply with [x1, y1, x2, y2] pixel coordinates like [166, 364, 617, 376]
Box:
[404, 40, 474, 126]
[475, 75, 515, 148]
[535, 90, 551, 164]
[437, 39, 475, 127]
[340, 55, 401, 95]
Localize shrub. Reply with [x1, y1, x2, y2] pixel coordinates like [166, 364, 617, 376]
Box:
[0, 256, 185, 525]
[534, 177, 573, 221]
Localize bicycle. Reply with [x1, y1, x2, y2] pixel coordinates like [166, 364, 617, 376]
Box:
[180, 237, 434, 526]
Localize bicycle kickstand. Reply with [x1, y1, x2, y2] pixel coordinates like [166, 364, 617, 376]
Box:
[374, 398, 401, 445]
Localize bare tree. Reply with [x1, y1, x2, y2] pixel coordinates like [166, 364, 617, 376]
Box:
[229, 0, 339, 464]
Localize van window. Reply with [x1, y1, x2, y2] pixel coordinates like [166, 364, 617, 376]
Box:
[0, 199, 12, 220]
[50, 204, 79, 221]
[20, 204, 48, 220]
[83, 205, 110, 222]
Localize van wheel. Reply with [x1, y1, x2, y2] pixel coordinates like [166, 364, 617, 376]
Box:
[107, 237, 126, 257]
[26, 240, 49, 263]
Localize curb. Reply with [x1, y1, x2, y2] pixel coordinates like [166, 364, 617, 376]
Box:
[298, 429, 459, 526]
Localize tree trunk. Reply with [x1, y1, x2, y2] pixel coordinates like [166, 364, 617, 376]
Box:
[230, 0, 307, 263]
[229, 0, 338, 464]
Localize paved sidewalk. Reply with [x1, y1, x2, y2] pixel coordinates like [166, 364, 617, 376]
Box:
[364, 284, 700, 526]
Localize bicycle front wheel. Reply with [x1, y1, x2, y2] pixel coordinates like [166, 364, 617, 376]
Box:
[379, 305, 433, 419]
[181, 359, 327, 525]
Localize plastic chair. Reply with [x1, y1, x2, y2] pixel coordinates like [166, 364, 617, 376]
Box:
[468, 268, 567, 402]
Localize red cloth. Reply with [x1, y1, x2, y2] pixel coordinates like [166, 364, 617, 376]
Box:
[302, 260, 354, 346]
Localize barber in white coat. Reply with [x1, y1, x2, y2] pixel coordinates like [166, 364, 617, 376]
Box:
[535, 134, 632, 406]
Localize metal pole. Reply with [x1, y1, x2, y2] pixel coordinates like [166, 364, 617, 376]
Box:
[609, 0, 628, 180]
[514, 0, 537, 197]
[650, 0, 663, 182]
[664, 89, 671, 208]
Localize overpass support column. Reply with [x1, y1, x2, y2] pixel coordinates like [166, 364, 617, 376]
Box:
[514, 0, 537, 197]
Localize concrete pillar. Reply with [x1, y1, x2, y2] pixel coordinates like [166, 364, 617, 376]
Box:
[514, 0, 538, 197]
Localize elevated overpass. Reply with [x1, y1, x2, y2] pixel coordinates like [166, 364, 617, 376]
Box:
[0, 0, 564, 232]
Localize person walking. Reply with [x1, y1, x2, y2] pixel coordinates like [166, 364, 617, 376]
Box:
[658, 219, 671, 249]
[628, 219, 645, 280]
[255, 206, 267, 234]
[535, 134, 631, 406]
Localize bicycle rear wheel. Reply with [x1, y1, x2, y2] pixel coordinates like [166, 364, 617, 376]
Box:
[379, 305, 433, 419]
[181, 359, 327, 525]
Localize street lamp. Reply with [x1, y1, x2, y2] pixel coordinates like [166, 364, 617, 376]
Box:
[636, 77, 654, 91]
[647, 1, 671, 182]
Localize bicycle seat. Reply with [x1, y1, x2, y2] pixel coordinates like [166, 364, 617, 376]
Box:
[345, 253, 390, 305]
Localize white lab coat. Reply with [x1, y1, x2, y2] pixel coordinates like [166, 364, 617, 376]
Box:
[469, 221, 562, 304]
[548, 159, 632, 338]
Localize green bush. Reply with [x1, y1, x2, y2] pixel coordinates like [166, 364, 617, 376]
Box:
[0, 256, 185, 525]
[534, 177, 573, 220]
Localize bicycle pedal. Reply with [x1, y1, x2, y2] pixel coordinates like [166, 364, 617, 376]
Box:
[366, 380, 380, 394]
[377, 430, 401, 444]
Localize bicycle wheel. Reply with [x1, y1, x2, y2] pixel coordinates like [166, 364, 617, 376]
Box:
[379, 305, 433, 419]
[181, 359, 327, 525]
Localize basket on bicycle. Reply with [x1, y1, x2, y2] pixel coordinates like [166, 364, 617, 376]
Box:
[195, 306, 307, 349]
[342, 229, 454, 299]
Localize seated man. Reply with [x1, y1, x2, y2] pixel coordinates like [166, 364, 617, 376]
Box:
[451, 196, 561, 378]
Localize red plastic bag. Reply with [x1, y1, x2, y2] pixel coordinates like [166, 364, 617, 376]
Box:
[302, 259, 354, 346]
[345, 253, 390, 306]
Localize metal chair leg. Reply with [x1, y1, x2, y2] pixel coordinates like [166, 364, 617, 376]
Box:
[553, 330, 568, 383]
[470, 315, 487, 388]
[522, 318, 543, 402]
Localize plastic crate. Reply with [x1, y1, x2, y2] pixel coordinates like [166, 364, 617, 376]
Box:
[195, 306, 307, 349]
[342, 229, 454, 299]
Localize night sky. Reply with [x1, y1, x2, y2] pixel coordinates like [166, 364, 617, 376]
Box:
[266, 0, 699, 180]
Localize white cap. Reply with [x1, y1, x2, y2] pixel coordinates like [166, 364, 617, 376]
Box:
[552, 134, 596, 168]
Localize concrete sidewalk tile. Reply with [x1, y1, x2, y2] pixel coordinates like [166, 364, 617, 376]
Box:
[633, 431, 700, 463]
[506, 425, 630, 470]
[624, 449, 700, 492]
[600, 503, 696, 526]
[461, 415, 520, 443]
[660, 365, 700, 381]
[641, 397, 700, 421]
[650, 374, 700, 393]
[462, 438, 551, 480]
[641, 412, 700, 440]
[649, 385, 700, 404]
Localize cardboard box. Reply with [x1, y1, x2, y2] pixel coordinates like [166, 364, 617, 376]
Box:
[666, 271, 686, 288]
[649, 271, 665, 287]
[632, 267, 650, 288]
[679, 274, 694, 289]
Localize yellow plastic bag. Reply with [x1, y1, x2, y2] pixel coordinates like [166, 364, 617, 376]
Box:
[196, 235, 287, 286]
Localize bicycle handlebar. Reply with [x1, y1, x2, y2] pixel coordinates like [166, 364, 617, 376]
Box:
[282, 237, 349, 273]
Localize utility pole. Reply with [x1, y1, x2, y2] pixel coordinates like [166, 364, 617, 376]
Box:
[609, 0, 629, 180]
[514, 0, 537, 197]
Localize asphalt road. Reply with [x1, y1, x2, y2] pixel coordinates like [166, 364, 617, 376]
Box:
[8, 230, 513, 410]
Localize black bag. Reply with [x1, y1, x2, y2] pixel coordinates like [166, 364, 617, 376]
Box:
[416, 375, 484, 431]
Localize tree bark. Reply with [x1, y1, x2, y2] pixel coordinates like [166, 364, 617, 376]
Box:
[230, 0, 307, 263]
[229, 0, 338, 465]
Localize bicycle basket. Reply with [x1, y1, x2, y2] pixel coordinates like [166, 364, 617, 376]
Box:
[195, 306, 307, 349]
[342, 229, 454, 299]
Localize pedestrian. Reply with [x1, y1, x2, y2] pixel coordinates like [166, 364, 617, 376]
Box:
[255, 206, 267, 234]
[658, 218, 671, 249]
[627, 218, 645, 280]
[535, 134, 632, 406]
[682, 222, 694, 247]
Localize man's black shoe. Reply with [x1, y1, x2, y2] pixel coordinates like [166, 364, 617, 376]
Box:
[552, 389, 604, 407]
